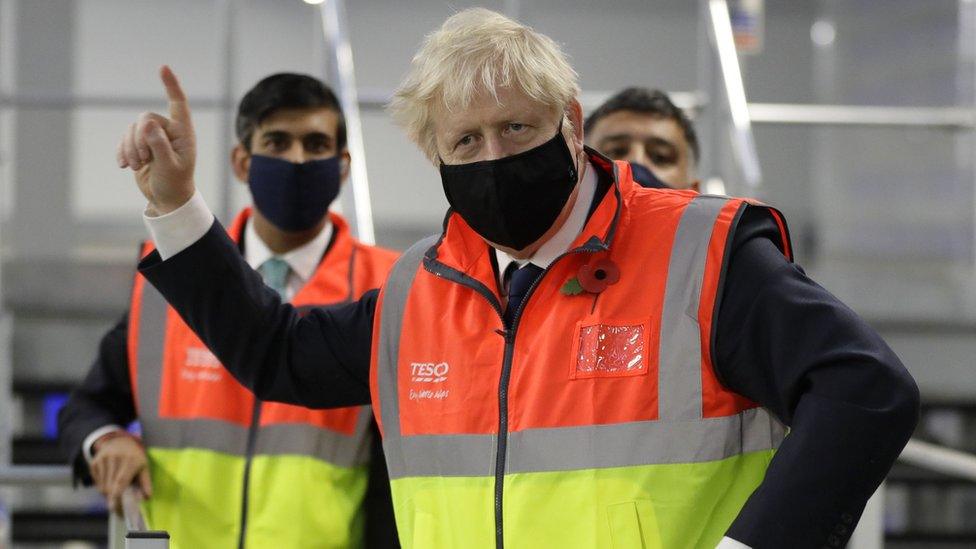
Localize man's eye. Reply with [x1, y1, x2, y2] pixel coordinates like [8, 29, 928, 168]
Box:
[305, 139, 330, 154]
[650, 152, 677, 166]
[266, 138, 288, 151]
[457, 135, 473, 147]
[607, 147, 628, 158]
[507, 123, 525, 132]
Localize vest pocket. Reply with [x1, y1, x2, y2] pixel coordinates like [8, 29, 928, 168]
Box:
[570, 319, 651, 380]
[411, 509, 436, 549]
[607, 500, 662, 549]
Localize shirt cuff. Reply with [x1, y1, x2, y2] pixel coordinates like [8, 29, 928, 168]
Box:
[142, 190, 215, 260]
[82, 425, 125, 464]
[716, 537, 751, 549]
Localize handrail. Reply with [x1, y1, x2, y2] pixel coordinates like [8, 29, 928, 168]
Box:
[899, 438, 976, 481]
[0, 466, 168, 547]
[706, 0, 762, 189]
[0, 465, 71, 486]
[110, 487, 169, 548]
[750, 103, 976, 129]
[122, 486, 148, 532]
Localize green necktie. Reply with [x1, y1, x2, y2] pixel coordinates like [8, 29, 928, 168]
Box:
[258, 257, 290, 298]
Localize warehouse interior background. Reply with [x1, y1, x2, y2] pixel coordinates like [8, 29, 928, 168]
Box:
[0, 0, 974, 547]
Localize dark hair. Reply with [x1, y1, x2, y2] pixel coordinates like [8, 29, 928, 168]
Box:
[584, 87, 699, 164]
[235, 73, 346, 151]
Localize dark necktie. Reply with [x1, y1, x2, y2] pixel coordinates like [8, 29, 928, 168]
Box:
[503, 262, 544, 326]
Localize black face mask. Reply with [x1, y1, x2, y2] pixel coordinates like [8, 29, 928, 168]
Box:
[439, 120, 579, 251]
[247, 154, 341, 232]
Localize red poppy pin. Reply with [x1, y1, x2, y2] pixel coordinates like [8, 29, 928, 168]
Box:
[561, 257, 620, 295]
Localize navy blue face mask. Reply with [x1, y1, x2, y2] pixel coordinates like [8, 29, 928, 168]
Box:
[247, 155, 342, 232]
[628, 161, 671, 189]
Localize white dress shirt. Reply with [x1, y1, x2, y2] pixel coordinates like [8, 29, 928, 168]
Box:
[243, 213, 332, 301]
[137, 175, 752, 549]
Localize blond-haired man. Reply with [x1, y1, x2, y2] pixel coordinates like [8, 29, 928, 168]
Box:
[120, 8, 917, 549]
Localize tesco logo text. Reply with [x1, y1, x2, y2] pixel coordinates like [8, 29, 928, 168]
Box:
[410, 362, 449, 383]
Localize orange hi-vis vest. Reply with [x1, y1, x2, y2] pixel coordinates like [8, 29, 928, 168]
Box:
[369, 152, 793, 549]
[128, 209, 398, 549]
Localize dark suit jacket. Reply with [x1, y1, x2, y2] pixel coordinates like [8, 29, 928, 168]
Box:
[136, 197, 919, 549]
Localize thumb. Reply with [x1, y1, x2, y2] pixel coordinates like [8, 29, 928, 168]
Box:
[143, 120, 178, 166]
[138, 468, 153, 499]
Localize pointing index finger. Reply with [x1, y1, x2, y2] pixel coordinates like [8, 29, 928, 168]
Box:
[159, 65, 191, 124]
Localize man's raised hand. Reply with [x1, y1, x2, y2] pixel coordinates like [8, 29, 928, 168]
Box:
[117, 65, 197, 215]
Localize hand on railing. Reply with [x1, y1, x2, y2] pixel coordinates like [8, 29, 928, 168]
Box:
[90, 433, 152, 515]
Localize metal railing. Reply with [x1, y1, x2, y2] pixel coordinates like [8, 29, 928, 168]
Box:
[749, 103, 976, 129]
[0, 466, 168, 547]
[110, 486, 169, 549]
[848, 438, 976, 549]
[899, 438, 976, 481]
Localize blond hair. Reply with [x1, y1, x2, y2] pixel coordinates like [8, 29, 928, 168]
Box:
[389, 8, 580, 162]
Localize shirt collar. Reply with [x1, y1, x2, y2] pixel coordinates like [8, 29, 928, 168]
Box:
[494, 160, 597, 288]
[244, 217, 333, 283]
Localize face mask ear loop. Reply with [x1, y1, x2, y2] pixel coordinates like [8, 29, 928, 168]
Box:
[576, 149, 585, 185]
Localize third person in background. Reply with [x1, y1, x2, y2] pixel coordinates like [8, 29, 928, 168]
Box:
[585, 87, 700, 191]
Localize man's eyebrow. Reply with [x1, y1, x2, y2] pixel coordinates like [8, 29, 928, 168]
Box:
[257, 130, 289, 140]
[302, 131, 334, 141]
[598, 133, 635, 144]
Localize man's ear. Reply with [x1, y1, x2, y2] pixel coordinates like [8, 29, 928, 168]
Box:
[231, 144, 250, 184]
[339, 148, 351, 183]
[566, 98, 585, 156]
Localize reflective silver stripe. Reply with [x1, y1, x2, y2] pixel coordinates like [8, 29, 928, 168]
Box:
[383, 408, 782, 479]
[143, 418, 371, 467]
[134, 278, 370, 467]
[141, 418, 249, 454]
[657, 195, 727, 421]
[375, 236, 440, 476]
[135, 281, 169, 418]
[507, 407, 783, 474]
[253, 411, 373, 466]
[386, 434, 496, 479]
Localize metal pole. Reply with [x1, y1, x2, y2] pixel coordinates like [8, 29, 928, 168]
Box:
[0, 3, 8, 461]
[319, 0, 375, 244]
[707, 0, 763, 190]
[215, 0, 236, 224]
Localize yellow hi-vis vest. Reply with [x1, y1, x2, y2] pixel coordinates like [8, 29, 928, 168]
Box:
[129, 209, 398, 548]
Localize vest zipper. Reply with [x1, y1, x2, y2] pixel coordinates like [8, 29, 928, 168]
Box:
[495, 245, 603, 549]
[237, 399, 262, 549]
[425, 240, 605, 549]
